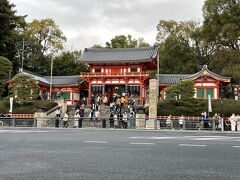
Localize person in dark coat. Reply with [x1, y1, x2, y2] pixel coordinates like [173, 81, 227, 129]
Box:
[109, 112, 114, 128]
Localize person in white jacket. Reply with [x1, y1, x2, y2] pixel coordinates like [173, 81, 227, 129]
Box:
[74, 111, 80, 128]
[63, 112, 69, 128]
[236, 114, 240, 131]
[229, 114, 236, 131]
[166, 115, 172, 129]
[178, 115, 184, 129]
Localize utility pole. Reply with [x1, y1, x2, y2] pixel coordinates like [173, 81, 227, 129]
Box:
[21, 38, 25, 70]
[220, 82, 224, 131]
[157, 48, 160, 100]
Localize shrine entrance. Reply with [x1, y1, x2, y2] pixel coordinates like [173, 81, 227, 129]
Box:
[105, 85, 125, 98]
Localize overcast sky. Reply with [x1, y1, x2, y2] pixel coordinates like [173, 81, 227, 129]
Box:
[11, 0, 205, 51]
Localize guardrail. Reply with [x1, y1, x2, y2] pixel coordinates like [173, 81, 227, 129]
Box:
[0, 116, 231, 131]
[0, 117, 35, 127]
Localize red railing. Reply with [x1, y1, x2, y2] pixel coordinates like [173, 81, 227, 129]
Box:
[81, 72, 149, 77]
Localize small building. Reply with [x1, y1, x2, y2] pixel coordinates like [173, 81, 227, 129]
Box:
[77, 47, 158, 105]
[159, 65, 231, 99]
[19, 69, 87, 106]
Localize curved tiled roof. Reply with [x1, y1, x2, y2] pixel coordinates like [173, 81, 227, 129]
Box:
[159, 74, 190, 84]
[20, 69, 83, 86]
[186, 65, 231, 82]
[45, 75, 83, 85]
[159, 65, 231, 84]
[78, 47, 158, 63]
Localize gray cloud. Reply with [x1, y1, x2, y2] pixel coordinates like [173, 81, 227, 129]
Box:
[11, 0, 204, 51]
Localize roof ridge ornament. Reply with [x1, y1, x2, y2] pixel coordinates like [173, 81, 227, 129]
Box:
[203, 65, 208, 69]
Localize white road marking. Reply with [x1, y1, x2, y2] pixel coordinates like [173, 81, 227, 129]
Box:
[129, 136, 240, 142]
[0, 130, 12, 132]
[84, 141, 108, 144]
[129, 136, 176, 140]
[233, 146, 240, 148]
[0, 130, 55, 133]
[179, 144, 207, 147]
[130, 142, 155, 145]
[192, 137, 240, 141]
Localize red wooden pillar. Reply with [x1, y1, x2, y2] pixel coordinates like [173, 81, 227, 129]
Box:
[140, 80, 143, 105]
[88, 81, 92, 104]
[216, 83, 220, 99]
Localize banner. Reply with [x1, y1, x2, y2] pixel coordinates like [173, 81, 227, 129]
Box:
[9, 97, 13, 113]
[208, 94, 212, 113]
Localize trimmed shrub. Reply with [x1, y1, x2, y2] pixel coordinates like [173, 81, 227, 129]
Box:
[156, 99, 240, 117]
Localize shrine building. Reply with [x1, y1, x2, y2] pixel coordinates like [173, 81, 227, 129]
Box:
[159, 65, 231, 99]
[19, 69, 87, 106]
[77, 47, 159, 105]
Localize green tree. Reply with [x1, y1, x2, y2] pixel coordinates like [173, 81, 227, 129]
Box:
[16, 18, 67, 74]
[202, 0, 240, 82]
[162, 81, 205, 116]
[0, 56, 12, 97]
[0, 0, 24, 71]
[26, 18, 66, 54]
[106, 35, 138, 48]
[156, 20, 199, 74]
[91, 44, 103, 48]
[50, 51, 88, 76]
[9, 74, 38, 104]
[202, 0, 240, 51]
[138, 38, 150, 47]
[165, 81, 194, 100]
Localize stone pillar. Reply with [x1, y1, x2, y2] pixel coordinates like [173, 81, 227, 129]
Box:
[146, 79, 158, 129]
[35, 112, 47, 128]
[136, 113, 145, 129]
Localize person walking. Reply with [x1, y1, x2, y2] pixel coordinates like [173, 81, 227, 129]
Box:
[178, 115, 184, 130]
[63, 112, 69, 128]
[166, 115, 172, 129]
[120, 96, 125, 114]
[94, 104, 100, 125]
[103, 95, 108, 105]
[79, 103, 85, 128]
[55, 107, 61, 128]
[213, 113, 220, 130]
[229, 114, 236, 131]
[74, 111, 80, 128]
[236, 114, 240, 131]
[109, 112, 114, 128]
[122, 111, 128, 129]
[202, 112, 209, 129]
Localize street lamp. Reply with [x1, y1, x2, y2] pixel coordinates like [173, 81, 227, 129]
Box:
[49, 55, 54, 100]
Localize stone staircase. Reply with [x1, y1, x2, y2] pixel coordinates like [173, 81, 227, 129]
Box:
[83, 104, 111, 119]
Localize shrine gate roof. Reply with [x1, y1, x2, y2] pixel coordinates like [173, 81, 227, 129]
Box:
[78, 47, 158, 63]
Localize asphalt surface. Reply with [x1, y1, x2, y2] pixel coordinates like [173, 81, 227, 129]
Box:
[0, 128, 240, 180]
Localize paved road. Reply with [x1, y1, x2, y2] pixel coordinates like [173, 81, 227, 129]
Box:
[0, 128, 240, 180]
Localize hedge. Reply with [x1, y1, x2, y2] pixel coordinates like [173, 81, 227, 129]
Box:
[156, 99, 240, 117]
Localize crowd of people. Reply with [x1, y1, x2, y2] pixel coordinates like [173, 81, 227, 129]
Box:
[88, 94, 136, 128]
